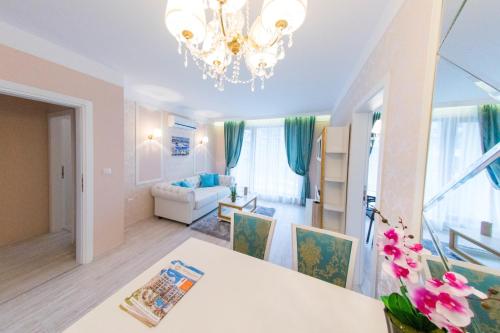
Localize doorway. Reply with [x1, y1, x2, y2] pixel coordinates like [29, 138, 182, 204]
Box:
[0, 95, 79, 303]
[0, 79, 94, 304]
[0, 79, 94, 267]
[345, 89, 385, 297]
[49, 112, 76, 240]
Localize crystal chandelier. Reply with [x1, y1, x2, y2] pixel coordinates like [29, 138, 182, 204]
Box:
[165, 0, 308, 91]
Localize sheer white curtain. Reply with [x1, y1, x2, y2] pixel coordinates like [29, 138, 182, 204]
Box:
[425, 106, 500, 236]
[231, 123, 302, 205]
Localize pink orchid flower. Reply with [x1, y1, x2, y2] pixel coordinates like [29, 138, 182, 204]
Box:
[443, 272, 487, 299]
[435, 292, 473, 328]
[382, 262, 419, 283]
[425, 278, 446, 294]
[383, 228, 402, 244]
[443, 324, 464, 333]
[382, 244, 403, 260]
[408, 286, 438, 315]
[405, 257, 420, 270]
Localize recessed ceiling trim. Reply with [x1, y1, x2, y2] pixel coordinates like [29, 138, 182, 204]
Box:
[0, 21, 124, 86]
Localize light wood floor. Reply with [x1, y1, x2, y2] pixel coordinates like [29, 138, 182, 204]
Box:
[0, 231, 77, 304]
[0, 201, 306, 333]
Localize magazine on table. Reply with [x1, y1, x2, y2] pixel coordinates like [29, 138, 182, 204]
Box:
[119, 260, 204, 327]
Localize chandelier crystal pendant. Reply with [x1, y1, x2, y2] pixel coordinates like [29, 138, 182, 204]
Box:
[165, 0, 307, 91]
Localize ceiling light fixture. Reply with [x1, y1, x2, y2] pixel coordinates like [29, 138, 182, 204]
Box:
[165, 0, 308, 91]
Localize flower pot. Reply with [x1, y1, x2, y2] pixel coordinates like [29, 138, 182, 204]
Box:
[231, 195, 236, 203]
[384, 310, 426, 333]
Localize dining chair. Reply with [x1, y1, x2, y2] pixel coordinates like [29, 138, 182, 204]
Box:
[230, 210, 276, 261]
[292, 224, 358, 289]
[422, 255, 500, 333]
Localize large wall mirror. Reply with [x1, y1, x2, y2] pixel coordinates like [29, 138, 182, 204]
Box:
[423, 0, 500, 267]
[422, 1, 499, 330]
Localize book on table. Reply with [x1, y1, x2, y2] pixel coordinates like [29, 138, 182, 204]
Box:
[119, 260, 204, 327]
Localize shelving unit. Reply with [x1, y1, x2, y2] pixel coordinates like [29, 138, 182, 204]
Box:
[319, 126, 350, 233]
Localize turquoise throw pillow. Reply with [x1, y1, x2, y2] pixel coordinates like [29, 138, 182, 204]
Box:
[172, 180, 192, 188]
[213, 174, 220, 186]
[180, 180, 193, 188]
[200, 174, 215, 187]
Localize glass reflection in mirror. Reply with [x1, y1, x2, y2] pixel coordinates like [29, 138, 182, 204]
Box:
[423, 0, 500, 271]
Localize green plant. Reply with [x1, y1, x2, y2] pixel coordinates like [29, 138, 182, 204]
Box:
[230, 185, 237, 202]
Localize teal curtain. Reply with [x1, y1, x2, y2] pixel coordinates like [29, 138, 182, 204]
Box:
[478, 104, 500, 189]
[369, 111, 381, 155]
[284, 116, 316, 206]
[224, 121, 245, 175]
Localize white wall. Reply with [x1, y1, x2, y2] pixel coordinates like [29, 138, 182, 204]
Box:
[331, 0, 442, 235]
[330, 0, 443, 295]
[124, 101, 216, 226]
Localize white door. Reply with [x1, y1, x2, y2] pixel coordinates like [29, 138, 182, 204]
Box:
[345, 112, 372, 294]
[49, 113, 75, 239]
[345, 108, 384, 297]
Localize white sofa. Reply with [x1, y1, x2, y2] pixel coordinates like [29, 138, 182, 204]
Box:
[151, 175, 234, 225]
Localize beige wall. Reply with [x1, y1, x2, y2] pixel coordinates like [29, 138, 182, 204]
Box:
[124, 101, 217, 226]
[331, 0, 442, 235]
[0, 44, 125, 257]
[0, 95, 50, 246]
[214, 124, 225, 175]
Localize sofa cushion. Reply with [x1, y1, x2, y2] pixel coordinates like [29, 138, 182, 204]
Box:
[194, 187, 219, 209]
[217, 186, 230, 200]
[194, 186, 231, 209]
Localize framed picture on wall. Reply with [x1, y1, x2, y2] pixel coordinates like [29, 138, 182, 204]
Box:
[171, 136, 190, 156]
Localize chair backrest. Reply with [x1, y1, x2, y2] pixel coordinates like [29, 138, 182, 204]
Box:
[292, 224, 358, 289]
[422, 255, 500, 333]
[230, 211, 276, 261]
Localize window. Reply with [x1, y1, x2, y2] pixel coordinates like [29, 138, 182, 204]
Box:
[232, 124, 302, 204]
[424, 106, 499, 235]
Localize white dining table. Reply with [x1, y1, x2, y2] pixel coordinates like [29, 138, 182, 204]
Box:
[65, 238, 387, 333]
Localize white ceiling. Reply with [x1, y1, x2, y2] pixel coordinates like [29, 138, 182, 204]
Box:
[436, 0, 500, 105]
[0, 0, 404, 120]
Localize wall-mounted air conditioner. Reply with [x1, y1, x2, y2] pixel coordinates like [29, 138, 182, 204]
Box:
[167, 115, 198, 131]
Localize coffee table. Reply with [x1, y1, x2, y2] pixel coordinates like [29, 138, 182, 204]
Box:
[217, 193, 257, 222]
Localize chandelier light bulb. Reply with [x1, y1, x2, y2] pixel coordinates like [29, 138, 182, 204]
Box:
[261, 0, 308, 35]
[245, 45, 279, 75]
[165, 0, 207, 44]
[249, 16, 275, 47]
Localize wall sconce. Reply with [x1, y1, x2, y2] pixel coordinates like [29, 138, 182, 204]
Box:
[148, 128, 162, 141]
[200, 136, 209, 145]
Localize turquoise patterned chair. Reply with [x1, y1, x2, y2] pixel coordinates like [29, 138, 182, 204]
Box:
[292, 225, 359, 289]
[230, 211, 276, 261]
[422, 256, 500, 333]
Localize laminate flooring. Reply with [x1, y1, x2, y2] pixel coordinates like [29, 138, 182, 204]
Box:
[0, 231, 76, 305]
[0, 201, 306, 332]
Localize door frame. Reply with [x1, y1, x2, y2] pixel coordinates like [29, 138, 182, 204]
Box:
[0, 79, 94, 264]
[345, 75, 390, 297]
